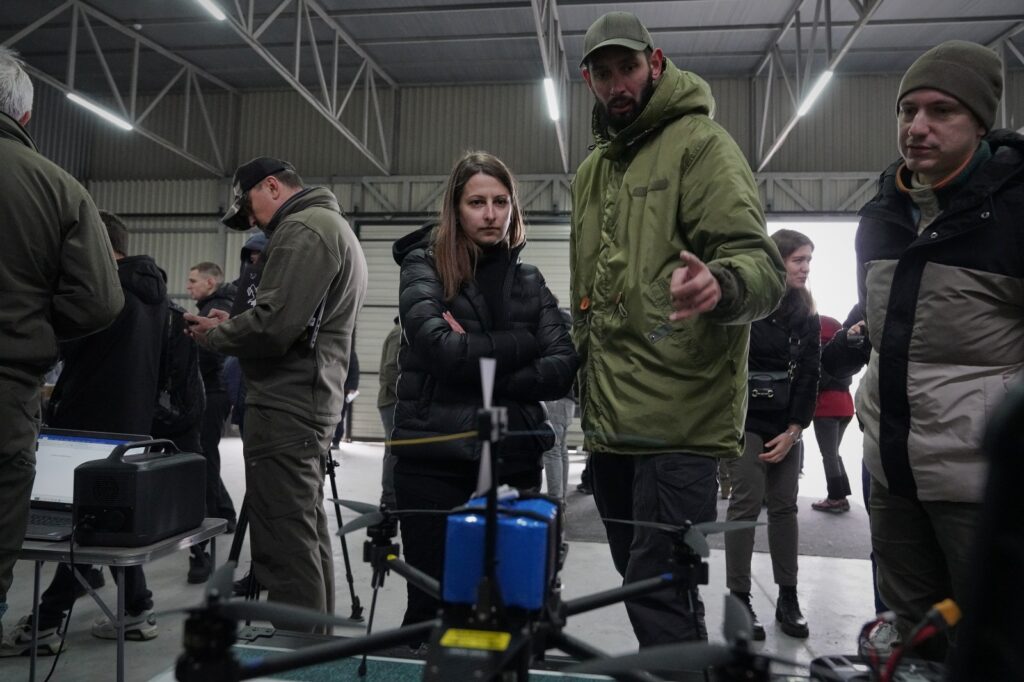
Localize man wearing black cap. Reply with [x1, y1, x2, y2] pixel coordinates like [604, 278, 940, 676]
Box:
[186, 157, 368, 629]
[570, 12, 786, 647]
[834, 40, 1024, 661]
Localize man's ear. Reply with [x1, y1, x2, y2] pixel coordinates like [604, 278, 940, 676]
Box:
[581, 67, 594, 94]
[649, 48, 665, 81]
[18, 111, 31, 127]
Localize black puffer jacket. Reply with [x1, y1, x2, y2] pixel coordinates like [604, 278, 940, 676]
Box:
[48, 255, 167, 434]
[391, 223, 579, 477]
[745, 301, 821, 439]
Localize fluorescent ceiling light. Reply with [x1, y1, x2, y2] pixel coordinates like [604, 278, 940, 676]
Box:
[797, 70, 833, 117]
[66, 93, 132, 131]
[196, 0, 227, 21]
[543, 77, 559, 121]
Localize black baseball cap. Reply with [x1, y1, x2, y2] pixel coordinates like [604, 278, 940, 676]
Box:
[221, 156, 295, 230]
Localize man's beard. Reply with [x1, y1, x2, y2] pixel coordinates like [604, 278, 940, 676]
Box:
[599, 73, 656, 132]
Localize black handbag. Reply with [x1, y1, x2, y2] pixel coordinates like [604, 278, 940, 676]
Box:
[747, 370, 791, 410]
[747, 334, 799, 411]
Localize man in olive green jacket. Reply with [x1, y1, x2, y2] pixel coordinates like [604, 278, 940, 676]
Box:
[0, 47, 123, 636]
[187, 158, 367, 630]
[571, 13, 785, 646]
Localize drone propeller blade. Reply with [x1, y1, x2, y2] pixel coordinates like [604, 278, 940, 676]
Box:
[206, 561, 236, 601]
[693, 520, 764, 535]
[217, 599, 362, 629]
[339, 510, 384, 535]
[480, 357, 496, 410]
[568, 642, 735, 675]
[337, 508, 452, 536]
[475, 358, 497, 496]
[723, 593, 754, 643]
[601, 517, 681, 533]
[327, 498, 378, 515]
[683, 527, 711, 557]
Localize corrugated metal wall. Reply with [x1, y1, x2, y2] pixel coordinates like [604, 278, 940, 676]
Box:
[29, 85, 95, 177]
[32, 71, 1023, 180]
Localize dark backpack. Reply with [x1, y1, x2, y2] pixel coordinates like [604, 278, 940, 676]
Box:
[152, 301, 205, 437]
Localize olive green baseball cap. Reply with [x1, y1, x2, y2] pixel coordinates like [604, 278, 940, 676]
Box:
[580, 12, 654, 67]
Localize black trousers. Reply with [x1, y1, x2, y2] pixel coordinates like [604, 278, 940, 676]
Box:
[38, 564, 151, 628]
[592, 452, 718, 646]
[393, 463, 541, 630]
[200, 391, 236, 521]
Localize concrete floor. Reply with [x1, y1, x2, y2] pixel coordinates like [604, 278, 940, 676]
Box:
[2, 433, 875, 682]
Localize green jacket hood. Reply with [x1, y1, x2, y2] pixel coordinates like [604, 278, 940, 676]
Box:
[591, 59, 715, 160]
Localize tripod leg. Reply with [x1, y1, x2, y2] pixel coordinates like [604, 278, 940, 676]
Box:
[227, 496, 249, 563]
[326, 454, 364, 621]
[357, 568, 386, 677]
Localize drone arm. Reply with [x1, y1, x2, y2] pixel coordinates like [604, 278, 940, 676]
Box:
[563, 574, 676, 617]
[547, 631, 665, 682]
[387, 556, 441, 600]
[237, 619, 439, 680]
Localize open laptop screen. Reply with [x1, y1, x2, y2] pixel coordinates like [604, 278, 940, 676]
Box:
[32, 429, 146, 506]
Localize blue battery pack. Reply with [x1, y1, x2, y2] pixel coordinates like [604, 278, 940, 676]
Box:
[442, 496, 558, 611]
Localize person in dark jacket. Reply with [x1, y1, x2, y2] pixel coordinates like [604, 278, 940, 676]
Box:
[0, 46, 123, 646]
[185, 261, 238, 581]
[836, 42, 1022, 662]
[224, 232, 268, 434]
[3, 212, 165, 654]
[725, 229, 821, 642]
[332, 346, 359, 446]
[186, 157, 368, 631]
[390, 151, 578, 631]
[810, 315, 854, 513]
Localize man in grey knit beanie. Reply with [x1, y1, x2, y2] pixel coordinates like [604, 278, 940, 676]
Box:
[838, 39, 1024, 665]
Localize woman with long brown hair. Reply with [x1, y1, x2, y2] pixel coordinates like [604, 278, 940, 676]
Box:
[724, 228, 821, 642]
[389, 151, 577, 634]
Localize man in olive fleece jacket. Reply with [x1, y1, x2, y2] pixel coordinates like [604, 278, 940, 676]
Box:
[571, 14, 785, 646]
[186, 158, 367, 630]
[0, 47, 123, 635]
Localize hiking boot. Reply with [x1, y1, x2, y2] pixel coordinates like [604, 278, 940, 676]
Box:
[0, 616, 65, 656]
[776, 588, 809, 638]
[91, 610, 158, 641]
[812, 497, 851, 513]
[188, 548, 212, 584]
[860, 620, 902, 657]
[730, 591, 766, 641]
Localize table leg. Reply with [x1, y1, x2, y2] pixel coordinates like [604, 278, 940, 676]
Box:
[210, 536, 216, 566]
[30, 560, 41, 682]
[115, 565, 125, 682]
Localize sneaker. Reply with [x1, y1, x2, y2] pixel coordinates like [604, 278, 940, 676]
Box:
[91, 610, 158, 641]
[860, 621, 902, 657]
[811, 497, 851, 513]
[575, 482, 593, 495]
[0, 616, 65, 656]
[188, 549, 212, 584]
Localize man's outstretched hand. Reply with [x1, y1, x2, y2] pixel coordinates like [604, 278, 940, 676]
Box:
[669, 251, 721, 321]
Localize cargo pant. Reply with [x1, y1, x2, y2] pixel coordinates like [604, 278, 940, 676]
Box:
[243, 405, 335, 633]
[0, 370, 41, 612]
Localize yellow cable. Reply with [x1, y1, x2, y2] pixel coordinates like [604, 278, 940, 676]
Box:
[386, 430, 477, 447]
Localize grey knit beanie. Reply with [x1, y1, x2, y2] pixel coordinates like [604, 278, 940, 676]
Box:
[897, 40, 1003, 131]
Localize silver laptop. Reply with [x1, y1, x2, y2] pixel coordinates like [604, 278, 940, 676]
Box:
[25, 428, 147, 542]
